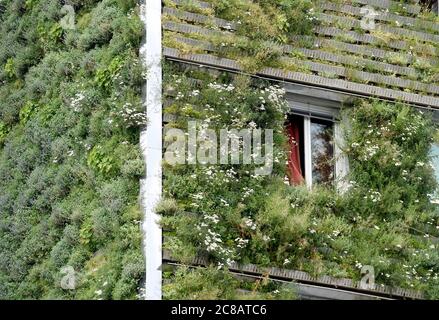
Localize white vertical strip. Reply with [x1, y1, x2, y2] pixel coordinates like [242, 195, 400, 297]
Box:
[335, 122, 350, 193]
[141, 0, 162, 300]
[304, 117, 312, 189]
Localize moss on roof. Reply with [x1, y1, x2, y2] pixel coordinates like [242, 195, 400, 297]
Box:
[163, 0, 439, 107]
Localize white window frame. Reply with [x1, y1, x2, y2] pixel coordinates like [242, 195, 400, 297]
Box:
[290, 114, 349, 191]
[420, 0, 439, 14]
[304, 116, 313, 188]
[334, 121, 350, 193]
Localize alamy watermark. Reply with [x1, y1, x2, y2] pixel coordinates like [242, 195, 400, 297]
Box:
[360, 6, 379, 31]
[60, 265, 76, 290]
[165, 121, 274, 175]
[60, 4, 76, 30]
[360, 265, 376, 290]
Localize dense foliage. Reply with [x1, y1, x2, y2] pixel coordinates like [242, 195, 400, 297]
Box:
[162, 63, 439, 299]
[2, 0, 439, 301]
[0, 0, 145, 299]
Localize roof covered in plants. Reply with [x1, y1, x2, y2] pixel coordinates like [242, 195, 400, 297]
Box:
[163, 0, 439, 108]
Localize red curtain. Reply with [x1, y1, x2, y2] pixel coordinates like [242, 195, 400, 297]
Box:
[286, 122, 304, 185]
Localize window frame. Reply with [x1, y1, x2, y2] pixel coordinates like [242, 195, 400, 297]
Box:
[304, 116, 313, 188]
[419, 0, 439, 14]
[288, 113, 349, 190]
[283, 82, 351, 191]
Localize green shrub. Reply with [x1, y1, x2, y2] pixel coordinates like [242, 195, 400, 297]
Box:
[0, 0, 143, 299]
[87, 146, 116, 176]
[0, 121, 9, 144]
[4, 57, 16, 78]
[19, 101, 37, 125]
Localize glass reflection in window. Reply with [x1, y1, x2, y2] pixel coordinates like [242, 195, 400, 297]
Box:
[311, 119, 334, 185]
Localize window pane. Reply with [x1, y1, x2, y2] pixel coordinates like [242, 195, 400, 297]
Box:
[420, 0, 438, 13]
[430, 144, 439, 202]
[431, 144, 439, 181]
[311, 120, 334, 185]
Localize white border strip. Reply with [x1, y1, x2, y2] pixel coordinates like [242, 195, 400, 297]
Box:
[141, 0, 163, 300]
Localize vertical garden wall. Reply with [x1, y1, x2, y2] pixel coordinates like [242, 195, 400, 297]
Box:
[0, 0, 145, 299]
[161, 63, 439, 300]
[1, 0, 439, 300]
[160, 0, 439, 300]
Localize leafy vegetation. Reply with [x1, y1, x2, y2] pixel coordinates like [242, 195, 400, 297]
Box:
[2, 0, 439, 301]
[0, 0, 144, 299]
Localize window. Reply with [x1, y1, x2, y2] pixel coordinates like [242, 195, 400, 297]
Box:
[430, 143, 439, 203]
[420, 0, 439, 14]
[286, 115, 335, 187]
[431, 144, 439, 181]
[310, 119, 334, 185]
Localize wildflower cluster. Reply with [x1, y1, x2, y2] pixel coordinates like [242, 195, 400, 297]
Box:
[116, 102, 147, 127]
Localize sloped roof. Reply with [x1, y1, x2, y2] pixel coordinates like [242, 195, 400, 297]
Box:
[163, 0, 439, 108]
